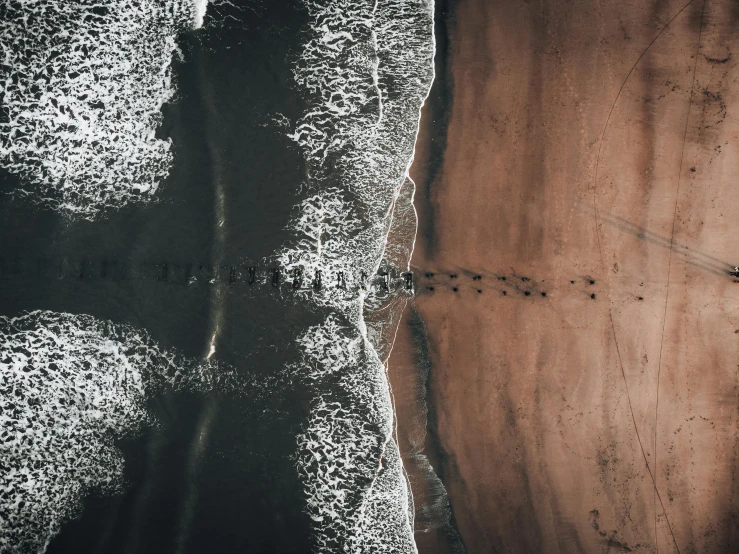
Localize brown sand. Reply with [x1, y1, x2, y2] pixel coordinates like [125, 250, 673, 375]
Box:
[388, 0, 739, 552]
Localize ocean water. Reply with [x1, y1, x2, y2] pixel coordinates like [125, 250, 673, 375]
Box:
[0, 0, 208, 217]
[0, 0, 435, 552]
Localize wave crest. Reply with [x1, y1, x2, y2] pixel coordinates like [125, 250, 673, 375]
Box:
[0, 310, 233, 552]
[0, 0, 207, 218]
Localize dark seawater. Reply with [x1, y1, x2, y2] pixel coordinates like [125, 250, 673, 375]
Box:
[0, 1, 318, 551]
[1, 0, 435, 550]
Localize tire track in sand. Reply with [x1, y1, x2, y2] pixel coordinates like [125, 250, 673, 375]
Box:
[591, 2, 700, 552]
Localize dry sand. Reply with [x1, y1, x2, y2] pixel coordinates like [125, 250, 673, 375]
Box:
[389, 0, 739, 552]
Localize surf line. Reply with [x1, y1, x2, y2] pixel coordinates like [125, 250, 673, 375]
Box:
[368, 0, 438, 547]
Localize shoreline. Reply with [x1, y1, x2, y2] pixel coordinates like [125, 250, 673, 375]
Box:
[392, 0, 739, 552]
[386, 0, 465, 550]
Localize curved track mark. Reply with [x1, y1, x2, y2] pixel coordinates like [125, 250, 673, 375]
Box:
[591, 2, 698, 553]
[654, 2, 706, 551]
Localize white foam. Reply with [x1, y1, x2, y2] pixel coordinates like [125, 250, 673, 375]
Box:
[192, 0, 209, 29]
[278, 0, 435, 550]
[0, 311, 236, 552]
[0, 1, 206, 218]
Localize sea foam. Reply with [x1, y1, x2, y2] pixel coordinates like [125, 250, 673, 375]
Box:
[277, 0, 435, 550]
[0, 310, 236, 553]
[0, 0, 208, 218]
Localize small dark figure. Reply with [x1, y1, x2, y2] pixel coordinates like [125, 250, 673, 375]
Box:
[404, 272, 413, 290]
[314, 270, 322, 290]
[337, 271, 346, 289]
[730, 267, 739, 278]
[361, 270, 368, 290]
[248, 266, 256, 285]
[229, 267, 236, 285]
[381, 271, 389, 291]
[272, 268, 280, 288]
[292, 267, 302, 289]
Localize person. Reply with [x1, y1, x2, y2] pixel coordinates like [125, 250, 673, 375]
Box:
[404, 272, 413, 290]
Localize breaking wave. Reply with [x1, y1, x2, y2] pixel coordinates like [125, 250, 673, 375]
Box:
[276, 0, 435, 550]
[0, 0, 208, 218]
[0, 310, 237, 553]
[1, 0, 437, 550]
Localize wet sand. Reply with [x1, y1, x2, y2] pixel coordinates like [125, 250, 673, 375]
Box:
[389, 0, 739, 552]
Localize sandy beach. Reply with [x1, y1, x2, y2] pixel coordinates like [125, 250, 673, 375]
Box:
[389, 0, 739, 552]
